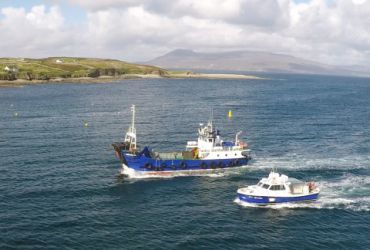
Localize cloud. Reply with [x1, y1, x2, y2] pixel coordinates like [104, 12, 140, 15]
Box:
[1, 0, 370, 66]
[0, 5, 72, 57]
[67, 0, 139, 11]
[286, 0, 370, 64]
[25, 5, 63, 29]
[67, 0, 298, 59]
[71, 0, 290, 28]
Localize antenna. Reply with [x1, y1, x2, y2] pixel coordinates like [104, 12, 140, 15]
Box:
[209, 108, 214, 130]
[131, 104, 135, 131]
[124, 105, 137, 151]
[271, 166, 278, 173]
[235, 131, 242, 145]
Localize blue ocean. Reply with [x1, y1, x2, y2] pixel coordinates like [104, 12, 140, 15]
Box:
[0, 74, 369, 249]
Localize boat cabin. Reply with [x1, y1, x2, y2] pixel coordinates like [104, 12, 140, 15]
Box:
[185, 120, 247, 159]
[256, 172, 309, 194]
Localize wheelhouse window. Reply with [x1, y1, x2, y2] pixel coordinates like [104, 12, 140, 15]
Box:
[262, 184, 270, 189]
[269, 185, 286, 191]
[270, 185, 278, 190]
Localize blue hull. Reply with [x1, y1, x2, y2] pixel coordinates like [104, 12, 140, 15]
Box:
[237, 192, 319, 205]
[122, 152, 250, 172]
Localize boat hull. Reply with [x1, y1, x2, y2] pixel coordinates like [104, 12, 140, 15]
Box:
[123, 154, 250, 170]
[237, 192, 319, 205]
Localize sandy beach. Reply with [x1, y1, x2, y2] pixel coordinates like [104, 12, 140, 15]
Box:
[168, 72, 263, 79]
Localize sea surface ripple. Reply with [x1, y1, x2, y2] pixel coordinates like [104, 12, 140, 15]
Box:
[0, 74, 369, 249]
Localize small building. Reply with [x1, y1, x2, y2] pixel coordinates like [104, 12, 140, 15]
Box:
[4, 65, 18, 73]
[55, 59, 64, 63]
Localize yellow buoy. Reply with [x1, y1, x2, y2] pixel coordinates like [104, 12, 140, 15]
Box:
[84, 122, 89, 127]
[228, 110, 232, 118]
[14, 112, 18, 117]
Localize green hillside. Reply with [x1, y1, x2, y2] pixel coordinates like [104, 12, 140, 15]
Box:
[0, 57, 168, 81]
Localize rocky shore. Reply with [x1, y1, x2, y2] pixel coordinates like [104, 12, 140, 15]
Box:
[0, 72, 263, 88]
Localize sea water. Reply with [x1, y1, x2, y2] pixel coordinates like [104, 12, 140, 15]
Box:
[0, 74, 369, 249]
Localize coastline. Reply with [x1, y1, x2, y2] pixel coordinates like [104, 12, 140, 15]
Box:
[167, 72, 263, 79]
[0, 73, 263, 88]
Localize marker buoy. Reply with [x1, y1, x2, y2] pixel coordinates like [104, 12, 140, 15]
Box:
[84, 122, 88, 127]
[228, 110, 232, 118]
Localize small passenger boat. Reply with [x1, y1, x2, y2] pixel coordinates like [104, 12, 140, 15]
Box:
[236, 170, 320, 205]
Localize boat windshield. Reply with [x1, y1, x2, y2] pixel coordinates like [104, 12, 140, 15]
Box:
[269, 185, 286, 191]
[257, 182, 263, 187]
[262, 184, 270, 189]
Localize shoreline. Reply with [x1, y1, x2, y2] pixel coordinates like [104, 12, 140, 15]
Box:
[0, 73, 263, 88]
[167, 72, 263, 80]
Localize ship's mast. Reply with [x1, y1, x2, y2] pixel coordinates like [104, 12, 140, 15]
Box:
[209, 108, 214, 131]
[124, 105, 137, 151]
[235, 131, 242, 145]
[131, 104, 135, 132]
[206, 109, 216, 143]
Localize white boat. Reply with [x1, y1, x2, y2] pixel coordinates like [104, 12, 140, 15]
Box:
[236, 171, 320, 205]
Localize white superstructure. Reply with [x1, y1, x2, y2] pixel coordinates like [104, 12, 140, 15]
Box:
[237, 170, 320, 203]
[186, 119, 250, 160]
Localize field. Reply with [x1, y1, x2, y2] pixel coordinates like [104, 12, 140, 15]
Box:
[0, 57, 168, 81]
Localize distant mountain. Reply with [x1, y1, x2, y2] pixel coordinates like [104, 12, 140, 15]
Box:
[146, 49, 369, 77]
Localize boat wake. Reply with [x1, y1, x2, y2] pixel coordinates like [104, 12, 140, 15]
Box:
[119, 165, 249, 179]
[251, 154, 370, 171]
[123, 172, 227, 179]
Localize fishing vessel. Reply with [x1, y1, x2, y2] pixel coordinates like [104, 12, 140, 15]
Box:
[236, 170, 320, 205]
[112, 105, 252, 178]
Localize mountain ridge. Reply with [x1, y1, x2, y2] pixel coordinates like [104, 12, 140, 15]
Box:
[146, 49, 369, 77]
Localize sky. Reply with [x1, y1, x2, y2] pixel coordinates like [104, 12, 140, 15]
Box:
[0, 0, 370, 66]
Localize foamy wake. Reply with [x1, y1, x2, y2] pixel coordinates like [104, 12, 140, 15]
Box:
[119, 165, 251, 180]
[234, 173, 370, 212]
[250, 154, 370, 171]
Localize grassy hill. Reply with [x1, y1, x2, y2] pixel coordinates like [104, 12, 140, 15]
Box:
[0, 57, 168, 81]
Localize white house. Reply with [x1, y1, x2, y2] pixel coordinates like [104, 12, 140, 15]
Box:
[4, 66, 18, 73]
[55, 59, 63, 63]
